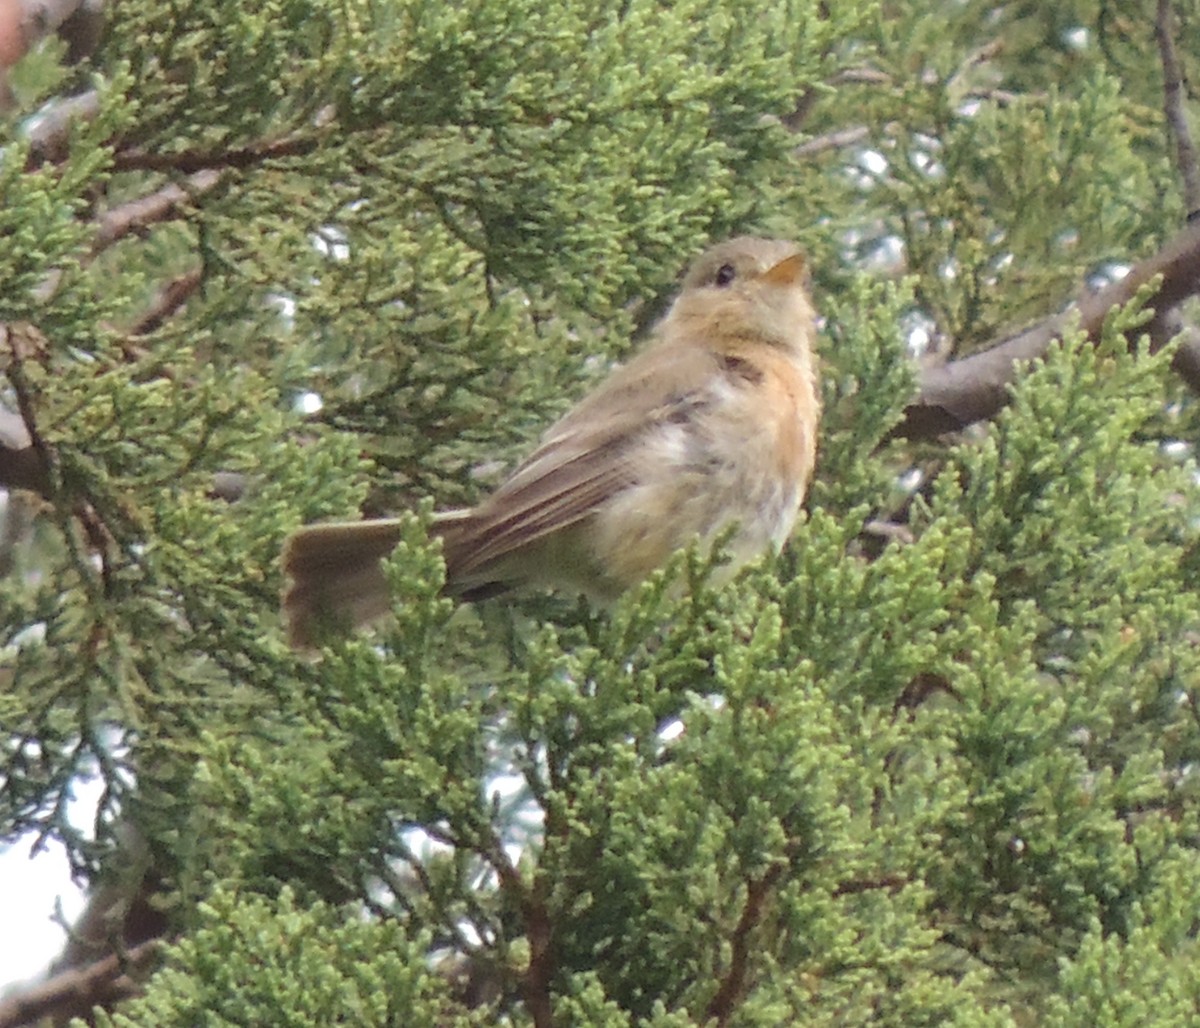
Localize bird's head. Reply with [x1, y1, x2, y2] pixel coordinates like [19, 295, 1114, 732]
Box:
[668, 237, 816, 357]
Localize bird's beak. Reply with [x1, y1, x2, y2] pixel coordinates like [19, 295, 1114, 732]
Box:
[762, 252, 807, 287]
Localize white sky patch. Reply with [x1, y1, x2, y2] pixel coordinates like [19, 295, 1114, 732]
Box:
[902, 309, 937, 357]
[311, 227, 350, 261]
[1162, 440, 1191, 459]
[266, 291, 297, 327]
[859, 149, 888, 176]
[1062, 27, 1089, 51]
[295, 391, 323, 415]
[899, 467, 925, 493]
[658, 717, 685, 743]
[1086, 262, 1131, 291]
[862, 234, 905, 272]
[0, 774, 105, 989]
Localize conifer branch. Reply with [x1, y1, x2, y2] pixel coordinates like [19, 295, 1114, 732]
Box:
[705, 862, 786, 1027]
[110, 134, 323, 175]
[0, 938, 158, 1028]
[3, 324, 56, 497]
[91, 170, 222, 255]
[893, 218, 1200, 439]
[0, 408, 48, 495]
[125, 268, 203, 338]
[16, 0, 95, 48]
[792, 125, 869, 158]
[23, 89, 100, 165]
[1155, 0, 1200, 218]
[483, 832, 556, 1028]
[0, 1, 102, 87]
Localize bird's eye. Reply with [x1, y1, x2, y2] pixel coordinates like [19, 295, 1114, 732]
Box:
[714, 263, 737, 287]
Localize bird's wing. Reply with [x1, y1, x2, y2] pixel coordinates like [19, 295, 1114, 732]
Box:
[444, 343, 722, 578]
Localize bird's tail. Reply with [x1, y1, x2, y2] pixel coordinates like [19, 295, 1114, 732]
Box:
[283, 506, 518, 647]
[281, 510, 486, 649]
[282, 519, 405, 649]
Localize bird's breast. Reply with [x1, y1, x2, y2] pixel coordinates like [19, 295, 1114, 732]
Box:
[586, 346, 818, 593]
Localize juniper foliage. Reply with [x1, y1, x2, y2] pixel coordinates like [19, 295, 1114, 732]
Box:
[0, 1, 1198, 1025]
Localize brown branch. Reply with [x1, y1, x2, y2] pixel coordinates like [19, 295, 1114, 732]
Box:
[19, 0, 88, 42]
[1155, 0, 1200, 217]
[793, 125, 869, 159]
[705, 863, 786, 1028]
[56, 0, 103, 63]
[126, 269, 203, 337]
[91, 170, 223, 256]
[111, 134, 322, 175]
[3, 324, 56, 496]
[832, 874, 910, 897]
[0, 409, 49, 494]
[829, 67, 892, 87]
[1168, 325, 1200, 391]
[483, 835, 555, 1028]
[0, 937, 159, 1028]
[0, 260, 206, 496]
[0, 1, 102, 113]
[23, 89, 99, 165]
[892, 219, 1200, 440]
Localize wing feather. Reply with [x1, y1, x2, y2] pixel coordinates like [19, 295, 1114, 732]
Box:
[442, 343, 721, 580]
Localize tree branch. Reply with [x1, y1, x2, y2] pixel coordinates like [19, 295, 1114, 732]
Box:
[892, 219, 1200, 440]
[0, 938, 158, 1028]
[705, 862, 786, 1028]
[483, 833, 555, 1028]
[111, 134, 322, 175]
[1155, 0, 1200, 218]
[125, 269, 203, 338]
[24, 89, 99, 165]
[793, 125, 869, 159]
[91, 170, 223, 256]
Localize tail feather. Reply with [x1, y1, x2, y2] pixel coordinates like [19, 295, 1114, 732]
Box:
[282, 519, 405, 649]
[281, 509, 522, 649]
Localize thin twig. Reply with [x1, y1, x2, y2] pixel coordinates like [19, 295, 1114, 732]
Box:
[23, 89, 100, 165]
[126, 269, 203, 336]
[3, 324, 56, 496]
[19, 0, 90, 41]
[478, 829, 555, 1028]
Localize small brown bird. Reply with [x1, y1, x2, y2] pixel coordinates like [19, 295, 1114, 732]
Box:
[282, 237, 820, 648]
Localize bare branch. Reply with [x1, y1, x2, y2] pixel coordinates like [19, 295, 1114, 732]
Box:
[0, 1, 102, 74]
[0, 409, 49, 495]
[111, 134, 322, 175]
[1155, 0, 1200, 217]
[892, 220, 1200, 440]
[0, 938, 159, 1028]
[91, 170, 223, 255]
[19, 0, 88, 40]
[3, 323, 55, 497]
[23, 89, 99, 165]
[126, 269, 203, 337]
[793, 125, 869, 158]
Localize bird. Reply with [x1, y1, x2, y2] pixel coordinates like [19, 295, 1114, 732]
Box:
[282, 236, 820, 649]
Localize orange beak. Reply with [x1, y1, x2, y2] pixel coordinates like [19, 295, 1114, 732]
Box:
[761, 252, 807, 287]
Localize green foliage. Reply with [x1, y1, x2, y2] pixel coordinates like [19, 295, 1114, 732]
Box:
[92, 887, 463, 1027]
[1, 0, 1199, 1025]
[1044, 852, 1200, 1027]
